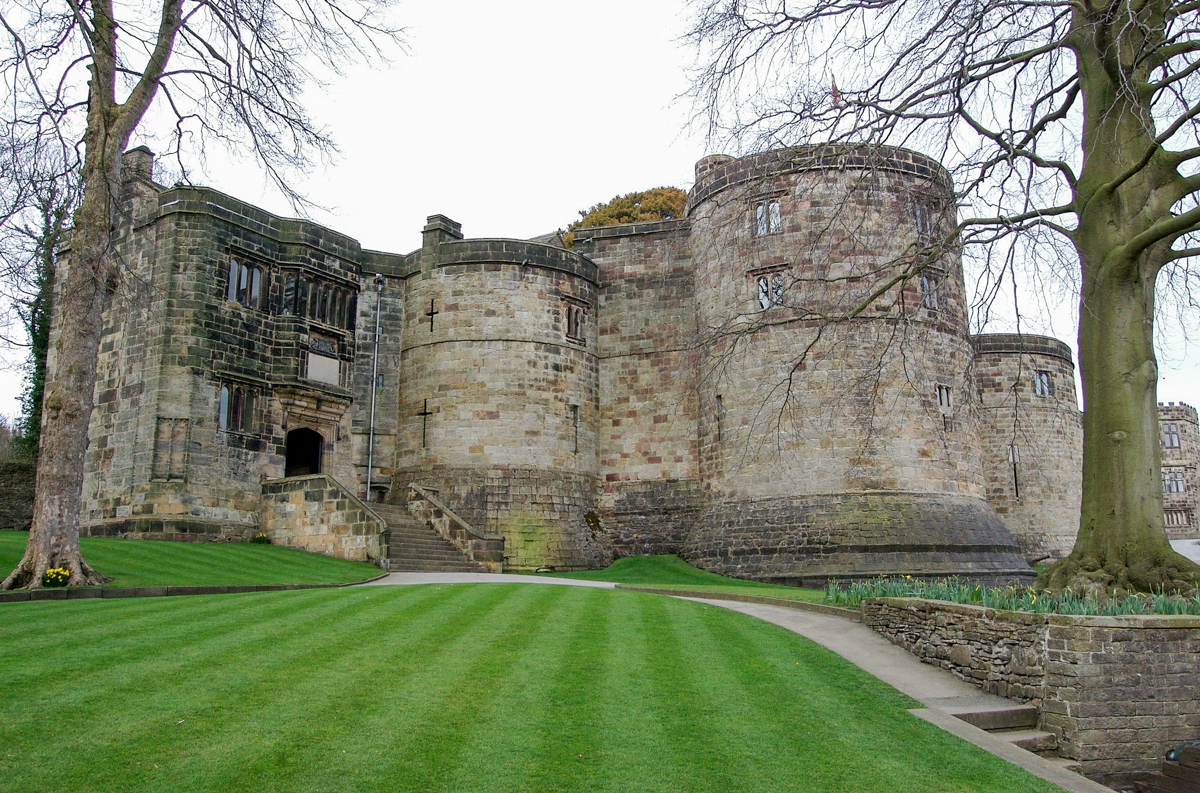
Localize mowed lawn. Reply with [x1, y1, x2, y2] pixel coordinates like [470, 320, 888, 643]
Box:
[0, 530, 380, 587]
[0, 584, 1062, 793]
[544, 554, 827, 602]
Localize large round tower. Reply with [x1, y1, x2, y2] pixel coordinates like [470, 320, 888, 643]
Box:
[393, 216, 608, 570]
[682, 146, 1031, 584]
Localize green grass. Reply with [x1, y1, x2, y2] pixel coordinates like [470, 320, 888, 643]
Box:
[540, 554, 827, 602]
[0, 530, 380, 587]
[0, 585, 1062, 792]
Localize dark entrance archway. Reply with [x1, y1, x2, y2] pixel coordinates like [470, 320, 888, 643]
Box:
[285, 427, 323, 477]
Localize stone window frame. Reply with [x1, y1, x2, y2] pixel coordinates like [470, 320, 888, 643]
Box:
[919, 274, 940, 311]
[935, 384, 953, 410]
[281, 270, 357, 332]
[218, 381, 260, 435]
[751, 194, 784, 237]
[563, 298, 589, 344]
[910, 191, 943, 241]
[225, 257, 264, 310]
[749, 264, 788, 310]
[1164, 469, 1187, 494]
[1033, 370, 1052, 397]
[1165, 509, 1190, 527]
[1162, 422, 1181, 448]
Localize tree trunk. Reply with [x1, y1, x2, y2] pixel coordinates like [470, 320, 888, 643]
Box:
[0, 151, 116, 589]
[1041, 247, 1200, 594]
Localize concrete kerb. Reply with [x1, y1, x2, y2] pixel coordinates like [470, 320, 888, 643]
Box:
[0, 571, 391, 604]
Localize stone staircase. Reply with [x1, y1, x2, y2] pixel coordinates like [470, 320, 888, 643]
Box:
[371, 503, 491, 573]
[945, 702, 1082, 775]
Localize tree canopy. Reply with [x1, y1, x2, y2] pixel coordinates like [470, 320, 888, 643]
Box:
[561, 187, 687, 247]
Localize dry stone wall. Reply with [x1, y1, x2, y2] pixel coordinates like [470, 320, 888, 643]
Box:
[864, 596, 1200, 787]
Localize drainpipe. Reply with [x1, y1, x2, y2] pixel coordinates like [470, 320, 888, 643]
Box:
[365, 272, 385, 502]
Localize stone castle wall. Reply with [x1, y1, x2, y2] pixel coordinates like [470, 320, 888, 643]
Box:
[973, 334, 1083, 560]
[1159, 402, 1198, 539]
[577, 219, 703, 556]
[393, 225, 608, 570]
[259, 474, 386, 562]
[681, 147, 1029, 582]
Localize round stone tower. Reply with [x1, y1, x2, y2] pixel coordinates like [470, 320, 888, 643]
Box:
[682, 145, 1032, 584]
[973, 334, 1082, 561]
[393, 216, 608, 570]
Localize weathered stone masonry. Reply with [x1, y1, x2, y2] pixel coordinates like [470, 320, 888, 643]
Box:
[60, 144, 1196, 573]
[864, 597, 1200, 787]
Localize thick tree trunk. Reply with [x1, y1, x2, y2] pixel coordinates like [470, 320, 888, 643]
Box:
[1041, 249, 1200, 594]
[0, 151, 116, 589]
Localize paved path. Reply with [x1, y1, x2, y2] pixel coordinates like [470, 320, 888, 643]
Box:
[1171, 538, 1200, 564]
[357, 573, 1111, 792]
[361, 572, 616, 588]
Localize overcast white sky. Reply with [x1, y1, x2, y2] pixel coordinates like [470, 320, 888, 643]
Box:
[0, 0, 1195, 418]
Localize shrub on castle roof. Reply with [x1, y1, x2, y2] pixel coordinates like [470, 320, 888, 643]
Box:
[560, 187, 687, 247]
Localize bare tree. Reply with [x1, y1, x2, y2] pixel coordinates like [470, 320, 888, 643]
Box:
[688, 0, 1200, 591]
[0, 0, 402, 589]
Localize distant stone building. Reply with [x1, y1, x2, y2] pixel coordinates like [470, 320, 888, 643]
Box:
[52, 144, 1195, 581]
[1160, 402, 1198, 539]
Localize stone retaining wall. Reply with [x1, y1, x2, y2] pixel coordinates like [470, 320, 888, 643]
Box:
[260, 474, 386, 564]
[864, 597, 1200, 787]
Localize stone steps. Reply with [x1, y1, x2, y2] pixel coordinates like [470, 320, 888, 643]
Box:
[947, 704, 1065, 767]
[945, 703, 1039, 731]
[371, 503, 489, 574]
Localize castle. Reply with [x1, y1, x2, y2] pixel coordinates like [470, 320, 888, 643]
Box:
[59, 145, 1198, 583]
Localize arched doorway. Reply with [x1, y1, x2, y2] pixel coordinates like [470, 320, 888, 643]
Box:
[285, 427, 323, 477]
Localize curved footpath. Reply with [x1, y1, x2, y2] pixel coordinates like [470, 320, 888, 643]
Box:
[364, 572, 1113, 793]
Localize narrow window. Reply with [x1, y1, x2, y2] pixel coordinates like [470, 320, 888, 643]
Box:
[283, 275, 296, 315]
[755, 200, 782, 236]
[571, 404, 580, 454]
[565, 305, 585, 341]
[1034, 371, 1051, 397]
[231, 388, 244, 431]
[237, 264, 250, 304]
[316, 285, 327, 323]
[771, 274, 784, 306]
[716, 394, 724, 442]
[920, 275, 939, 310]
[248, 267, 261, 309]
[297, 278, 309, 317]
[345, 292, 356, 330]
[936, 384, 952, 409]
[914, 203, 931, 236]
[1163, 423, 1181, 448]
[242, 390, 255, 433]
[226, 260, 239, 302]
[1008, 445, 1020, 498]
[218, 385, 230, 430]
[757, 276, 771, 310]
